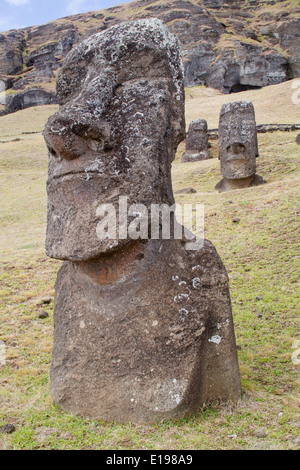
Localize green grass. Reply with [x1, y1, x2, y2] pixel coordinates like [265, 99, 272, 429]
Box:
[0, 83, 299, 450]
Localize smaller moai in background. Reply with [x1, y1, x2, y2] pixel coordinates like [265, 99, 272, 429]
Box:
[0, 80, 6, 106]
[181, 119, 210, 163]
[215, 101, 266, 192]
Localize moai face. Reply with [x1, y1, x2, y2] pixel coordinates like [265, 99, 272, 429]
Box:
[181, 119, 210, 162]
[186, 119, 208, 152]
[43, 19, 185, 261]
[218, 101, 258, 180]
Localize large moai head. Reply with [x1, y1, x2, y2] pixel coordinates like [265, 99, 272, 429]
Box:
[218, 101, 258, 180]
[44, 21, 241, 423]
[43, 19, 185, 261]
[181, 118, 210, 163]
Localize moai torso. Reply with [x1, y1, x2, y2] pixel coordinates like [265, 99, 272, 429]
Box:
[181, 119, 210, 162]
[44, 19, 241, 424]
[215, 101, 266, 192]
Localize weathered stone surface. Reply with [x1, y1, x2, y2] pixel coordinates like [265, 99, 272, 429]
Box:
[275, 19, 300, 78]
[181, 119, 210, 162]
[175, 187, 197, 194]
[257, 124, 300, 134]
[0, 424, 16, 434]
[26, 29, 78, 83]
[0, 0, 299, 115]
[215, 174, 266, 192]
[44, 18, 185, 261]
[51, 238, 241, 423]
[0, 31, 25, 75]
[45, 19, 241, 424]
[5, 88, 57, 114]
[208, 42, 289, 93]
[215, 101, 266, 192]
[296, 133, 300, 145]
[183, 44, 215, 87]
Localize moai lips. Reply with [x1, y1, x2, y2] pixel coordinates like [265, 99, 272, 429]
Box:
[181, 119, 210, 163]
[45, 19, 241, 424]
[215, 101, 266, 192]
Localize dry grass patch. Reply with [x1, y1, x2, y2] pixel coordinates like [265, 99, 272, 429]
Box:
[0, 82, 299, 450]
[185, 79, 300, 128]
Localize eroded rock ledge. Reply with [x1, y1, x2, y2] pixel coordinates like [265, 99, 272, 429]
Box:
[0, 0, 299, 115]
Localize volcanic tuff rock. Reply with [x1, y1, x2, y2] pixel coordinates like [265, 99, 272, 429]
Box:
[43, 17, 186, 261]
[0, 31, 25, 75]
[181, 119, 210, 162]
[4, 88, 58, 114]
[215, 100, 266, 192]
[0, 0, 299, 114]
[44, 19, 241, 423]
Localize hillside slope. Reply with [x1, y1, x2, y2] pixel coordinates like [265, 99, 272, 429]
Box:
[0, 79, 299, 257]
[0, 0, 299, 116]
[185, 78, 300, 128]
[0, 79, 299, 450]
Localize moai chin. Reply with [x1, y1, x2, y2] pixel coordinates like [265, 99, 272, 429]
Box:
[181, 119, 210, 163]
[44, 19, 241, 424]
[215, 101, 266, 192]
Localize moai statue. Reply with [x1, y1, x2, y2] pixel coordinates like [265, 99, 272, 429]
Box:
[181, 119, 210, 162]
[44, 19, 241, 424]
[215, 101, 266, 192]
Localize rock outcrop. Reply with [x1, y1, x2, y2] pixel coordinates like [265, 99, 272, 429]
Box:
[44, 19, 241, 424]
[4, 88, 57, 114]
[0, 31, 25, 75]
[0, 0, 299, 115]
[207, 41, 289, 93]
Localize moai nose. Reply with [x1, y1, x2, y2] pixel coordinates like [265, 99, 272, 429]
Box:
[43, 112, 111, 161]
[43, 113, 83, 161]
[231, 142, 245, 154]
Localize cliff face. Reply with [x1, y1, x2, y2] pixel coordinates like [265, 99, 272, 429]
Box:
[0, 30, 25, 75]
[0, 0, 299, 115]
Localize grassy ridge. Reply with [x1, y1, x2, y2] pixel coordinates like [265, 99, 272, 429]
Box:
[0, 82, 299, 449]
[185, 79, 300, 128]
